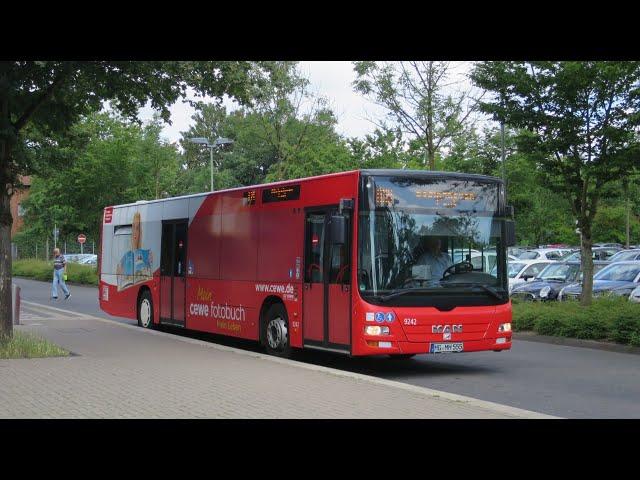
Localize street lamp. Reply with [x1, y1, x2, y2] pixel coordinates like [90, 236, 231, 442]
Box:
[188, 136, 234, 192]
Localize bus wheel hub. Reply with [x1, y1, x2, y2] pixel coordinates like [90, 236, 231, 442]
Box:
[267, 317, 288, 350]
[140, 299, 151, 327]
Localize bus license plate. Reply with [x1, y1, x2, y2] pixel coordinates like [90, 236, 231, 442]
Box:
[430, 342, 463, 354]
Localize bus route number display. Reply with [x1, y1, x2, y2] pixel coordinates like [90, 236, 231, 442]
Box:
[243, 190, 256, 206]
[262, 184, 301, 203]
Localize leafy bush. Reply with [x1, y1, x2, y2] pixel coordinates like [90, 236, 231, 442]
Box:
[512, 297, 640, 345]
[12, 259, 98, 286]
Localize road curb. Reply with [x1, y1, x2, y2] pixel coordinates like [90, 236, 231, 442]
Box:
[23, 300, 558, 419]
[514, 331, 640, 356]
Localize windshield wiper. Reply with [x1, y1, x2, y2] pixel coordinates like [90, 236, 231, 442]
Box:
[377, 283, 506, 302]
[378, 287, 441, 302]
[440, 282, 507, 300]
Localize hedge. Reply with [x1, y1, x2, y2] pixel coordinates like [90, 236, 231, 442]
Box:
[12, 259, 98, 286]
[512, 297, 640, 347]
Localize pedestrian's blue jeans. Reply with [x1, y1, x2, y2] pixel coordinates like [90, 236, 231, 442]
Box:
[52, 269, 70, 298]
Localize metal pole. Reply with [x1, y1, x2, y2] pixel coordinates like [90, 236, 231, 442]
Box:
[92, 241, 95, 254]
[54, 222, 57, 249]
[501, 123, 506, 185]
[81, 242, 83, 254]
[210, 146, 214, 192]
[626, 196, 631, 249]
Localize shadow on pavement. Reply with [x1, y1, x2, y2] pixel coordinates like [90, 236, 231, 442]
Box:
[155, 324, 494, 379]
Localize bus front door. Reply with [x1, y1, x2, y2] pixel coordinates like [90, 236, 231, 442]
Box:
[160, 220, 188, 327]
[303, 208, 351, 353]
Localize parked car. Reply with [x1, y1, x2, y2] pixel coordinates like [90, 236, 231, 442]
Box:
[78, 254, 97, 265]
[629, 285, 640, 303]
[63, 253, 95, 264]
[517, 248, 573, 261]
[594, 243, 624, 249]
[494, 259, 555, 292]
[558, 261, 640, 301]
[608, 249, 640, 262]
[510, 260, 610, 301]
[560, 247, 621, 262]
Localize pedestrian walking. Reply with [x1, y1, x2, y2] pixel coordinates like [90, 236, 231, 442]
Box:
[51, 247, 71, 300]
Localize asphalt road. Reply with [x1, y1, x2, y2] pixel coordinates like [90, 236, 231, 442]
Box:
[13, 277, 640, 418]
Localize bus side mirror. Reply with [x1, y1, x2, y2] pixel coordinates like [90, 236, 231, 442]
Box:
[506, 220, 516, 247]
[330, 215, 347, 245]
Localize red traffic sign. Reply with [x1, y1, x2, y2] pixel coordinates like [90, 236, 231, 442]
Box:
[77, 234, 87, 244]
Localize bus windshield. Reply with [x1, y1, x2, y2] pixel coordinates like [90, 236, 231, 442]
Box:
[358, 175, 508, 304]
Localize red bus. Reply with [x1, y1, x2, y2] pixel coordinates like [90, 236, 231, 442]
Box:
[99, 169, 515, 358]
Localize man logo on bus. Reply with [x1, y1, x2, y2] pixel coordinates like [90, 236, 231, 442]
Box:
[432, 325, 463, 334]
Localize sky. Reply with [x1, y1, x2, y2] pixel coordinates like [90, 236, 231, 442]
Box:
[139, 61, 475, 145]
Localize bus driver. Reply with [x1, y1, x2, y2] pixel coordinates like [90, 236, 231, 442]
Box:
[412, 237, 452, 283]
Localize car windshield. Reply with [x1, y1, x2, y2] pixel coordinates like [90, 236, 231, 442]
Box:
[536, 263, 579, 281]
[610, 251, 640, 262]
[507, 262, 526, 278]
[594, 264, 640, 282]
[560, 251, 579, 261]
[518, 251, 539, 259]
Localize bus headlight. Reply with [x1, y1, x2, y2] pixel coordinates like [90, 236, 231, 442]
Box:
[539, 286, 551, 299]
[498, 323, 511, 333]
[365, 326, 390, 336]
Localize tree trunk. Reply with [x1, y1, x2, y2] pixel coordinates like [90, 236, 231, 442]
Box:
[579, 220, 594, 307]
[0, 188, 12, 337]
[0, 90, 13, 338]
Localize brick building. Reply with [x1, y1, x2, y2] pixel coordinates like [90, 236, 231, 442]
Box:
[10, 176, 31, 237]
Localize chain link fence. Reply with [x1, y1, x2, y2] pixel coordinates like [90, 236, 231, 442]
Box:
[11, 234, 99, 261]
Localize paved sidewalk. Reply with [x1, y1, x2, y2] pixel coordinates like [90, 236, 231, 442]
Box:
[0, 302, 556, 419]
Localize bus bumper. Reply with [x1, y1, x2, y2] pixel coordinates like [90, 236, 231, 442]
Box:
[354, 336, 512, 356]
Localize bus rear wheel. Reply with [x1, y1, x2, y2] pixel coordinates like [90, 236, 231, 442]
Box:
[138, 290, 154, 329]
[263, 304, 291, 358]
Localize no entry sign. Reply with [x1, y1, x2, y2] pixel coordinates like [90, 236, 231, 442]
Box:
[77, 234, 87, 244]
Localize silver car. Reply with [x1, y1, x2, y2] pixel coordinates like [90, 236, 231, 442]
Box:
[630, 285, 640, 303]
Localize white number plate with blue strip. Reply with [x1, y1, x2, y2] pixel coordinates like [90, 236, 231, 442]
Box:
[430, 342, 463, 353]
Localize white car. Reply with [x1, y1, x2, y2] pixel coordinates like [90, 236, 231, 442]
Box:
[518, 248, 572, 261]
[453, 250, 516, 274]
[506, 259, 555, 291]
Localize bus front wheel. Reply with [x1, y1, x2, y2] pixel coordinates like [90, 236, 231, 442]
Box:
[263, 304, 291, 358]
[138, 289, 154, 329]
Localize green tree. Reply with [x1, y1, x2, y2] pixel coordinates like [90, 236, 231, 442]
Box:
[472, 61, 640, 305]
[347, 128, 407, 169]
[21, 112, 182, 245]
[353, 61, 482, 170]
[0, 60, 272, 336]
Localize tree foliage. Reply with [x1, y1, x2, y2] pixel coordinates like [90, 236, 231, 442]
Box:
[353, 61, 481, 170]
[1, 61, 273, 335]
[20, 112, 181, 242]
[472, 61, 640, 305]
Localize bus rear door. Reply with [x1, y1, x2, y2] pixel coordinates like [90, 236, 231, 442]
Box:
[160, 220, 188, 326]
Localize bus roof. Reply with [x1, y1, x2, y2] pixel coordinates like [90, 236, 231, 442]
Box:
[107, 169, 504, 210]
